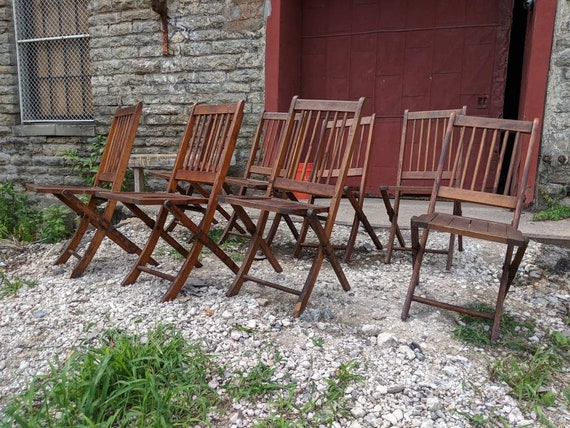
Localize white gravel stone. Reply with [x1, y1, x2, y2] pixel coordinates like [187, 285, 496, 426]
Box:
[0, 215, 569, 427]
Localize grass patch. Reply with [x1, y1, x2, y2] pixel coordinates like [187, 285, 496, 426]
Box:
[0, 270, 37, 298]
[454, 303, 570, 426]
[0, 181, 72, 244]
[533, 204, 570, 221]
[206, 226, 249, 261]
[253, 359, 362, 427]
[453, 302, 535, 349]
[533, 192, 570, 221]
[2, 325, 223, 427]
[2, 326, 363, 427]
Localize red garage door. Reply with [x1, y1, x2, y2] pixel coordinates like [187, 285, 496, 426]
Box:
[299, 0, 512, 194]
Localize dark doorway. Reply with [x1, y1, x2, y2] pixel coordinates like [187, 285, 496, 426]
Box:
[503, 0, 528, 120]
[500, 0, 529, 193]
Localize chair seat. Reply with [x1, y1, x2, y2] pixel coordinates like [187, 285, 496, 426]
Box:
[98, 191, 209, 206]
[25, 183, 108, 195]
[413, 212, 527, 246]
[221, 195, 330, 215]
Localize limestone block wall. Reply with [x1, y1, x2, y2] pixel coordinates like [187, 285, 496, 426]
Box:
[0, 0, 266, 188]
[540, 0, 570, 207]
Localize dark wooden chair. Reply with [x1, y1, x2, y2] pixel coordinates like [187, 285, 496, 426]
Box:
[95, 101, 245, 302]
[380, 107, 467, 269]
[219, 96, 366, 317]
[292, 114, 382, 262]
[218, 110, 301, 244]
[25, 102, 144, 278]
[401, 113, 540, 342]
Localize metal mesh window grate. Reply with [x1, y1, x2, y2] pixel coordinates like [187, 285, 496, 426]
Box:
[13, 0, 93, 122]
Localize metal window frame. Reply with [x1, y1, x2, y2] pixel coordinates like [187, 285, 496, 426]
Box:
[12, 0, 93, 123]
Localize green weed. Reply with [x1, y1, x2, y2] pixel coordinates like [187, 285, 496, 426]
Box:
[2, 326, 364, 427]
[62, 135, 106, 186]
[533, 192, 570, 221]
[453, 302, 535, 349]
[2, 325, 222, 427]
[0, 181, 40, 242]
[0, 270, 36, 298]
[62, 135, 133, 190]
[0, 181, 73, 243]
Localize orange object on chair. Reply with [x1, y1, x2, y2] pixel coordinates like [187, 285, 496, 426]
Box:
[293, 162, 313, 200]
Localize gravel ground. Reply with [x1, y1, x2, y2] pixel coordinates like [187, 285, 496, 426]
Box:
[0, 212, 569, 427]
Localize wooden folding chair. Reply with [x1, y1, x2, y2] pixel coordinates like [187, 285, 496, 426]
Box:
[401, 113, 540, 341]
[218, 110, 300, 244]
[25, 102, 144, 278]
[380, 107, 467, 269]
[95, 101, 245, 302]
[219, 97, 366, 317]
[292, 114, 382, 262]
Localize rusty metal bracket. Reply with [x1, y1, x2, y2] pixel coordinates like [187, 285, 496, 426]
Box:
[151, 0, 170, 56]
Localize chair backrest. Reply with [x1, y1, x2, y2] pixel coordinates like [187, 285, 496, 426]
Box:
[430, 114, 540, 228]
[167, 101, 245, 196]
[94, 102, 143, 190]
[269, 97, 365, 228]
[396, 106, 467, 188]
[243, 111, 290, 181]
[323, 114, 376, 191]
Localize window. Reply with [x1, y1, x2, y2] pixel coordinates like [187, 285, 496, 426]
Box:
[13, 0, 93, 123]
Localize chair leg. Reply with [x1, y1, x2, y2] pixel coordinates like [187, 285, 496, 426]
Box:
[226, 210, 272, 297]
[401, 220, 429, 320]
[292, 215, 310, 257]
[453, 201, 464, 252]
[507, 241, 528, 290]
[490, 245, 516, 341]
[293, 213, 330, 317]
[344, 190, 382, 262]
[445, 233, 456, 271]
[54, 215, 91, 265]
[218, 210, 239, 244]
[381, 190, 405, 264]
[122, 207, 171, 285]
[166, 201, 240, 274]
[57, 193, 149, 276]
[309, 210, 350, 291]
[70, 228, 108, 278]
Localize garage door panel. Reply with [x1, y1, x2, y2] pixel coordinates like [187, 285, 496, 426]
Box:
[326, 77, 350, 100]
[464, 26, 497, 46]
[431, 73, 462, 109]
[405, 30, 434, 49]
[300, 0, 511, 195]
[377, 33, 404, 75]
[302, 53, 326, 98]
[378, 0, 406, 28]
[328, 0, 352, 33]
[435, 0, 466, 24]
[303, 38, 326, 55]
[465, 0, 499, 24]
[353, 0, 380, 31]
[350, 51, 376, 99]
[302, 2, 327, 37]
[403, 45, 433, 97]
[461, 44, 494, 93]
[402, 95, 431, 112]
[433, 30, 464, 73]
[327, 37, 350, 79]
[406, 0, 437, 27]
[461, 94, 489, 116]
[375, 75, 402, 116]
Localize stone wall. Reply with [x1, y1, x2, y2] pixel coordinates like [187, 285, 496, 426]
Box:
[539, 0, 570, 207]
[0, 0, 266, 189]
